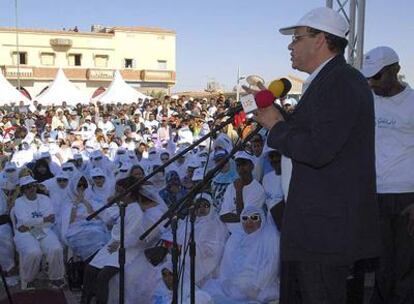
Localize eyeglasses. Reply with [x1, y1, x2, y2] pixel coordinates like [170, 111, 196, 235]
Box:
[291, 33, 317, 43]
[241, 214, 261, 222]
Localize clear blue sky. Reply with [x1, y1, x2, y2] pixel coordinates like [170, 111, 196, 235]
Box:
[1, 0, 413, 92]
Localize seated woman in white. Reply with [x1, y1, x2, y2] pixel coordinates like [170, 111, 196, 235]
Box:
[42, 170, 70, 238]
[177, 192, 229, 287]
[13, 176, 64, 289]
[0, 176, 16, 276]
[60, 174, 110, 261]
[203, 205, 280, 303]
[107, 183, 169, 304]
[88, 167, 118, 226]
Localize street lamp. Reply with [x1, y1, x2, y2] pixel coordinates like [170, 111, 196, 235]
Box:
[14, 0, 21, 89]
[236, 66, 245, 102]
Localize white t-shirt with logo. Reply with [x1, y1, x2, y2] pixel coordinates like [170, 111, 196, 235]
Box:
[374, 85, 414, 193]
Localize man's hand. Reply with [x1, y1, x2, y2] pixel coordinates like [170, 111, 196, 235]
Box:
[44, 214, 55, 223]
[402, 204, 414, 237]
[18, 225, 30, 233]
[254, 106, 284, 130]
[107, 241, 120, 253]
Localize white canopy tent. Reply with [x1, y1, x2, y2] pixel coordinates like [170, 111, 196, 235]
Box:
[35, 68, 90, 106]
[0, 71, 32, 106]
[93, 70, 151, 104]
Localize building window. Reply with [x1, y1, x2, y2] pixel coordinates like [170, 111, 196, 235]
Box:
[12, 52, 28, 65]
[157, 60, 167, 70]
[124, 58, 134, 68]
[68, 54, 82, 66]
[40, 52, 55, 66]
[94, 55, 108, 68]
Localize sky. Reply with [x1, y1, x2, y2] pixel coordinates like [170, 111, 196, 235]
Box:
[1, 0, 413, 92]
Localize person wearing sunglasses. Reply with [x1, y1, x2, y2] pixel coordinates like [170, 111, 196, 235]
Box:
[42, 171, 70, 237]
[60, 175, 109, 262]
[253, 7, 380, 303]
[203, 205, 279, 303]
[362, 46, 414, 304]
[13, 175, 65, 289]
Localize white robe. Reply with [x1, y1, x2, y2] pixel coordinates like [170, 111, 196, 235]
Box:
[13, 194, 64, 282]
[203, 206, 280, 303]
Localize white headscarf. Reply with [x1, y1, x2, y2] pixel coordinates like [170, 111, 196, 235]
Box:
[178, 192, 229, 284]
[204, 205, 280, 303]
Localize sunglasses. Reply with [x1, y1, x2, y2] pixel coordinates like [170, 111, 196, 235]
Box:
[92, 176, 105, 179]
[368, 71, 384, 81]
[5, 169, 16, 173]
[241, 214, 261, 222]
[93, 157, 103, 161]
[57, 178, 68, 182]
[62, 167, 73, 171]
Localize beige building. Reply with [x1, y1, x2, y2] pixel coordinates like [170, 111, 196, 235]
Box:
[0, 25, 176, 99]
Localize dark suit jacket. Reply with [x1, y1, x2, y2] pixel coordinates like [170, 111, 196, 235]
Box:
[268, 55, 380, 265]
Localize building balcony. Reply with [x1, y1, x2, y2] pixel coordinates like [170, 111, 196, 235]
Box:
[140, 70, 176, 83]
[1, 65, 34, 79]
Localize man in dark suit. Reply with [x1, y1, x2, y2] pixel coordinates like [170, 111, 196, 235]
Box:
[255, 7, 380, 304]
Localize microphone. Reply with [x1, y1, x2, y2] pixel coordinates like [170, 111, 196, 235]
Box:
[215, 78, 292, 119]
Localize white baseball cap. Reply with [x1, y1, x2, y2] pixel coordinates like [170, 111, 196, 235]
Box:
[234, 151, 255, 164]
[279, 7, 349, 39]
[19, 175, 37, 187]
[361, 46, 399, 78]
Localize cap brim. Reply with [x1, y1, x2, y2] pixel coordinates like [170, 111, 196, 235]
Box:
[279, 26, 298, 35]
[360, 65, 381, 78]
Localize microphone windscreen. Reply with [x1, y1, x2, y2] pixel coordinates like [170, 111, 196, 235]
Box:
[267, 78, 293, 98]
[268, 79, 285, 98]
[279, 78, 292, 97]
[255, 90, 275, 108]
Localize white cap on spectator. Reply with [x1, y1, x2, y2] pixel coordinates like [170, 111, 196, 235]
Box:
[234, 151, 255, 164]
[19, 175, 37, 187]
[279, 7, 348, 38]
[361, 46, 399, 78]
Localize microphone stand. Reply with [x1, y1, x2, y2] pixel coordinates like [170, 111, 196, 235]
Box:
[189, 205, 196, 304]
[118, 201, 126, 304]
[139, 125, 262, 304]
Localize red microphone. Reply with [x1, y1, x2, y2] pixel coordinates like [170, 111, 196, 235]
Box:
[254, 90, 276, 108]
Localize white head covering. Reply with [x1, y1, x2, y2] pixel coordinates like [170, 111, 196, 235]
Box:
[212, 205, 280, 302]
